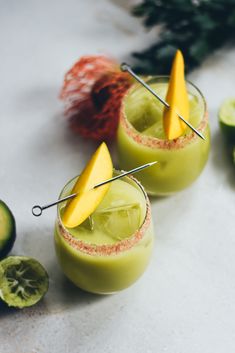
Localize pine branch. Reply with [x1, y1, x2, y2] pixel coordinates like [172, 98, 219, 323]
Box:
[131, 0, 235, 74]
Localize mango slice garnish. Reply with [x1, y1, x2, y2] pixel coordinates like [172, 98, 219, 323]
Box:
[62, 142, 113, 228]
[163, 50, 189, 140]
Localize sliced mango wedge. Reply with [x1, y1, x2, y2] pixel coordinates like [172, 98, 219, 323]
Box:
[163, 50, 189, 140]
[62, 142, 113, 228]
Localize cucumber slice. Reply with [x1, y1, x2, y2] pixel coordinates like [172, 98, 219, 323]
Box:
[219, 98, 235, 143]
[0, 256, 49, 308]
[0, 201, 16, 259]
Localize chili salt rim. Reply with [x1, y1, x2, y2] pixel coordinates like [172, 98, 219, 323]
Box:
[57, 173, 151, 256]
[120, 77, 208, 150]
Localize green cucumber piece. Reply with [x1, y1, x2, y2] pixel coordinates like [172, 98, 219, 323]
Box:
[0, 201, 16, 259]
[0, 256, 49, 308]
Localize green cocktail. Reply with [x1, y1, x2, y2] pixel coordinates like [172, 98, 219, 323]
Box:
[117, 77, 210, 195]
[54, 172, 154, 294]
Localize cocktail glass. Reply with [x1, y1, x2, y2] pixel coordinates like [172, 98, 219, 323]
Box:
[117, 76, 210, 195]
[54, 171, 154, 294]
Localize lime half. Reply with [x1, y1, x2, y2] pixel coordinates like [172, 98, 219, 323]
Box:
[0, 200, 16, 259]
[219, 98, 235, 143]
[0, 256, 49, 308]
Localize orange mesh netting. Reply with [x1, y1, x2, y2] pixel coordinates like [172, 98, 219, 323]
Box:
[60, 56, 132, 141]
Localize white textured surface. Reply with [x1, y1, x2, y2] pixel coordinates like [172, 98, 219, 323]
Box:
[1, 1, 235, 352]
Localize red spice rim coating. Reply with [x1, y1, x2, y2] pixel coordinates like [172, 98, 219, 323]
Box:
[57, 172, 151, 256]
[119, 76, 208, 150]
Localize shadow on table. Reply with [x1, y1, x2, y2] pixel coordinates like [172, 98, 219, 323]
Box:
[0, 273, 106, 319]
[210, 128, 235, 190]
[0, 225, 106, 319]
[46, 267, 107, 314]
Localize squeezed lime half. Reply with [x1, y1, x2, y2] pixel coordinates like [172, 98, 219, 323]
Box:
[0, 256, 49, 308]
[219, 98, 235, 143]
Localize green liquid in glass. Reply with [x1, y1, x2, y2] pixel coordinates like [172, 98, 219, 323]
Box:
[117, 77, 210, 195]
[54, 175, 154, 294]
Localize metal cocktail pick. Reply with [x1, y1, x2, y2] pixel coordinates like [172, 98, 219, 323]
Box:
[120, 63, 205, 140]
[32, 161, 158, 217]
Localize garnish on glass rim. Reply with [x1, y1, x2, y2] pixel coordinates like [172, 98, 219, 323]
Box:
[121, 61, 205, 140]
[32, 161, 158, 217]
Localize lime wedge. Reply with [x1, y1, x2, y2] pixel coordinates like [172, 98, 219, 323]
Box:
[94, 203, 141, 241]
[0, 256, 49, 308]
[219, 98, 235, 143]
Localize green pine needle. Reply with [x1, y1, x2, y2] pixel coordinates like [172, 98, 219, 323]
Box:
[131, 0, 235, 74]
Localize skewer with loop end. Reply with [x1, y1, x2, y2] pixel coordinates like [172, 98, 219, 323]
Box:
[120, 63, 205, 141]
[32, 161, 158, 217]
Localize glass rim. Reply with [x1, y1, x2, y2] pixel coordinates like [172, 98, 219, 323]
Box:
[119, 75, 208, 150]
[56, 170, 152, 256]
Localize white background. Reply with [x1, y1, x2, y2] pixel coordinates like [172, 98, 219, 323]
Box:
[1, 1, 235, 352]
